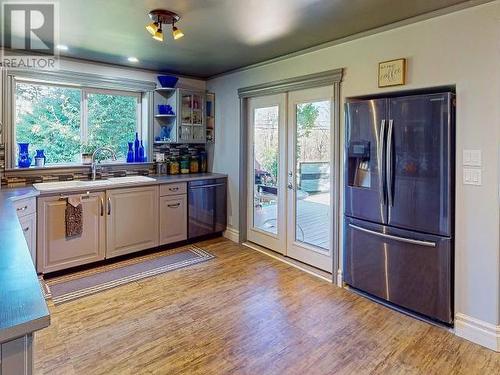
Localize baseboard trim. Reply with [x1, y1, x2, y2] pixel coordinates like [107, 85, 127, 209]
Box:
[455, 313, 500, 352]
[223, 227, 240, 243]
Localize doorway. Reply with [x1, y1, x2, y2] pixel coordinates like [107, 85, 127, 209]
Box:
[246, 86, 335, 273]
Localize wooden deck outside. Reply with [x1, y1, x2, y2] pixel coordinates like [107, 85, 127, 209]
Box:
[254, 192, 330, 249]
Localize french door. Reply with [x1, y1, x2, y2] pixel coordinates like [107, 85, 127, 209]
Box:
[247, 87, 334, 272]
[247, 94, 287, 253]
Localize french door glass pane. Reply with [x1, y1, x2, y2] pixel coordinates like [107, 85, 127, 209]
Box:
[295, 100, 331, 250]
[253, 106, 279, 235]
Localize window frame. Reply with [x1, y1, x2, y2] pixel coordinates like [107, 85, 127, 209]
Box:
[3, 69, 155, 169]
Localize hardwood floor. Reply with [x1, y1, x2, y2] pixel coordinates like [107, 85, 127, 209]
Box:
[35, 238, 499, 375]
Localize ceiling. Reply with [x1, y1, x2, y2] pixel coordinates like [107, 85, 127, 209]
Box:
[3, 0, 487, 78]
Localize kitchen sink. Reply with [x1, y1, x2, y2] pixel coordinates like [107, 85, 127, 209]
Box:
[33, 176, 156, 192]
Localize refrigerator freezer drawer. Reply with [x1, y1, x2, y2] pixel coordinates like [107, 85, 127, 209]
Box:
[344, 217, 453, 324]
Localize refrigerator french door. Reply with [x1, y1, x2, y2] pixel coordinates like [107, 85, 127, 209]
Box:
[344, 92, 454, 324]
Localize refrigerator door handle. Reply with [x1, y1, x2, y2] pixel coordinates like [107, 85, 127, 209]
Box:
[386, 119, 394, 207]
[348, 223, 437, 247]
[378, 119, 386, 206]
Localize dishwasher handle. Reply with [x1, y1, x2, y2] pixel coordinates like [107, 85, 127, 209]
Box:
[188, 183, 225, 189]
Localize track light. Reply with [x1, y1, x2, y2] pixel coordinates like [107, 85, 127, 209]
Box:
[172, 25, 184, 40]
[152, 25, 164, 42]
[146, 9, 183, 42]
[146, 22, 159, 35]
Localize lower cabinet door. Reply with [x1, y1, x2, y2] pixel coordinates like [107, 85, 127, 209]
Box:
[106, 186, 159, 258]
[18, 213, 36, 266]
[159, 194, 187, 245]
[37, 192, 106, 273]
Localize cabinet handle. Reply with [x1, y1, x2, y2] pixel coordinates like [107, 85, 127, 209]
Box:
[169, 187, 179, 191]
[167, 203, 180, 208]
[107, 197, 111, 215]
[100, 197, 104, 216]
[17, 205, 28, 211]
[23, 227, 29, 232]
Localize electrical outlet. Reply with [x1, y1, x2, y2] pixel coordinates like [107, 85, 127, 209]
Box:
[463, 168, 482, 185]
[463, 150, 482, 167]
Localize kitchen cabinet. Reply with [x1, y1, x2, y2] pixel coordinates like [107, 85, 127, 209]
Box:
[106, 186, 159, 258]
[37, 192, 105, 273]
[19, 214, 36, 265]
[188, 178, 227, 239]
[14, 197, 37, 265]
[153, 88, 206, 145]
[159, 194, 187, 245]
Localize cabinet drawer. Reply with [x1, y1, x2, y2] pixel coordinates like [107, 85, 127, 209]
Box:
[160, 183, 187, 196]
[160, 195, 187, 245]
[13, 197, 36, 218]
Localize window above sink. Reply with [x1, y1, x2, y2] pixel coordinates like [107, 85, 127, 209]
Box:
[4, 69, 156, 170]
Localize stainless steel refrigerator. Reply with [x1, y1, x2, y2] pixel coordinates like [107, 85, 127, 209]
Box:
[344, 91, 454, 324]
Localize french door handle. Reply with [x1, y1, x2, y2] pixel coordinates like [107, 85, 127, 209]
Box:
[378, 120, 386, 205]
[349, 224, 436, 247]
[386, 119, 394, 207]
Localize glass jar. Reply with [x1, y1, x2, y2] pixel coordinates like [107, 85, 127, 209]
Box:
[180, 156, 190, 174]
[190, 155, 199, 173]
[169, 157, 179, 175]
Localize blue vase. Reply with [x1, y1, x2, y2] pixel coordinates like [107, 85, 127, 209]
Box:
[35, 149, 46, 167]
[134, 132, 140, 162]
[18, 143, 32, 168]
[126, 142, 134, 163]
[138, 141, 145, 163]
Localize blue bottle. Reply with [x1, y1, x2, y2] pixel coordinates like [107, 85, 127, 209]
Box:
[138, 141, 145, 163]
[134, 132, 140, 162]
[126, 142, 134, 163]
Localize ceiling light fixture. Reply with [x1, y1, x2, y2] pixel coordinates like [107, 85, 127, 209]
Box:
[172, 21, 184, 40]
[146, 9, 184, 42]
[127, 57, 139, 63]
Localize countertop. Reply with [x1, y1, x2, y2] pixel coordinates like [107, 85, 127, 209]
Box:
[0, 172, 227, 342]
[35, 173, 228, 196]
[0, 186, 49, 343]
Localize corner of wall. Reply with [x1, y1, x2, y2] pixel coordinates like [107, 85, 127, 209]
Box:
[223, 226, 240, 243]
[455, 313, 500, 352]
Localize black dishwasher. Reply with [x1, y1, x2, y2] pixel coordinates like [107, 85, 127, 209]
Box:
[188, 178, 227, 239]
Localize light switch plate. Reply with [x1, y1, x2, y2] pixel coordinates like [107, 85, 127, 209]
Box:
[463, 168, 482, 185]
[463, 150, 482, 167]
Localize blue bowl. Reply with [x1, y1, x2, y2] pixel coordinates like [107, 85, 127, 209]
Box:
[157, 75, 178, 88]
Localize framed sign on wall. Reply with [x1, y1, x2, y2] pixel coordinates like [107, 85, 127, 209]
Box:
[378, 58, 406, 87]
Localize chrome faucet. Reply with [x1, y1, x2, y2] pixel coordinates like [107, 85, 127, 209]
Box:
[91, 147, 117, 180]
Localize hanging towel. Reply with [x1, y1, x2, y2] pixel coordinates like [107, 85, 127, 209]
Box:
[66, 195, 83, 238]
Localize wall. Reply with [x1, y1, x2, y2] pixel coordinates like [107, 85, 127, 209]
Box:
[208, 1, 500, 345]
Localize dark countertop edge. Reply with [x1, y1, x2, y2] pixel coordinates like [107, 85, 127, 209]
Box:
[0, 315, 50, 344]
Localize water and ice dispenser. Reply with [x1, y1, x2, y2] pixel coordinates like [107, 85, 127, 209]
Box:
[347, 140, 371, 188]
